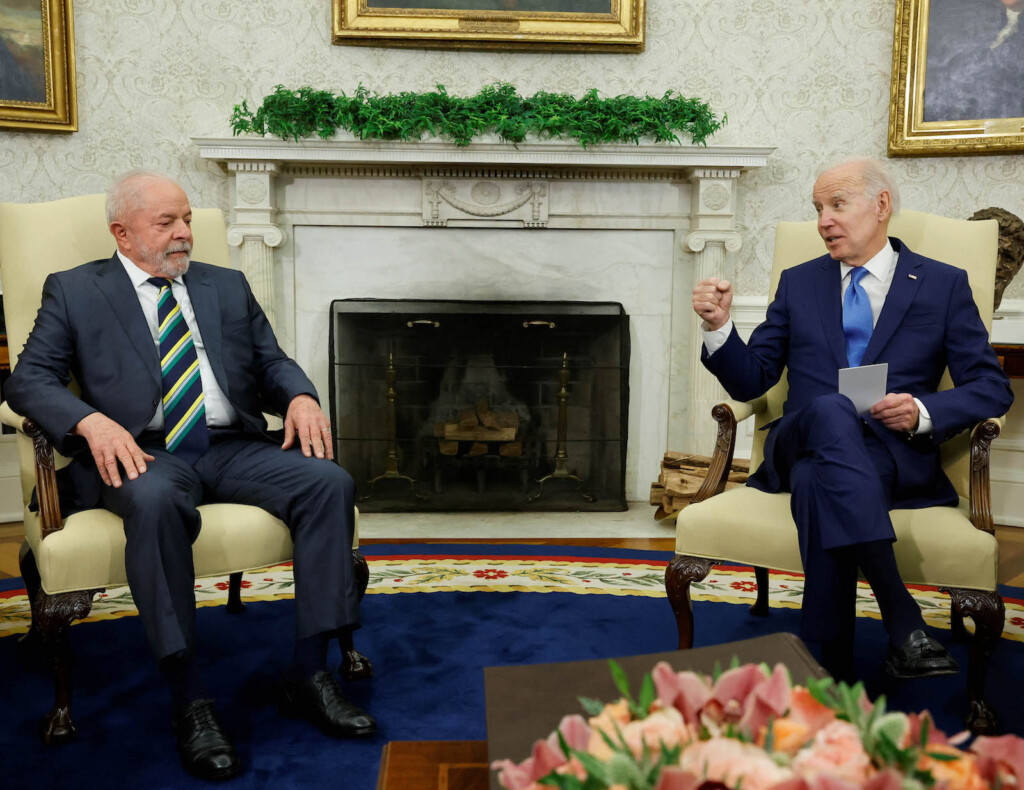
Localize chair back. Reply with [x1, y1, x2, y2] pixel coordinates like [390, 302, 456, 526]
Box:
[0, 193, 230, 505]
[753, 210, 999, 499]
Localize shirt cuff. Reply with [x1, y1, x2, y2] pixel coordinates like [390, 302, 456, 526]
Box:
[912, 398, 932, 435]
[702, 318, 734, 356]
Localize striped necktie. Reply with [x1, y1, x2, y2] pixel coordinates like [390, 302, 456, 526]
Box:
[843, 266, 873, 367]
[148, 277, 209, 464]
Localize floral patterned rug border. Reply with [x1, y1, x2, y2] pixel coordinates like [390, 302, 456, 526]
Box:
[2, 553, 1022, 641]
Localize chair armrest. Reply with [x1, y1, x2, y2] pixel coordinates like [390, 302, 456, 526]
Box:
[0, 401, 65, 538]
[969, 417, 1003, 534]
[690, 398, 763, 505]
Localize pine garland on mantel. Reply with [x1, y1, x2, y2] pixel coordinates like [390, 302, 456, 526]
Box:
[230, 83, 726, 148]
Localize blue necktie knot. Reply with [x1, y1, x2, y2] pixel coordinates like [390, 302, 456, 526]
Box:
[843, 267, 873, 367]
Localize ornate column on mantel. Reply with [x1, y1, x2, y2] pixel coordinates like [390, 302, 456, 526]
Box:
[224, 161, 283, 327]
[685, 168, 744, 453]
[193, 135, 773, 469]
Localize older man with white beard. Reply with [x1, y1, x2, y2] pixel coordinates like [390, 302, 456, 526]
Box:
[7, 171, 374, 781]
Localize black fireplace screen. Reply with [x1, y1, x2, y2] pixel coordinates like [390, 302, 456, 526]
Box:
[329, 299, 629, 512]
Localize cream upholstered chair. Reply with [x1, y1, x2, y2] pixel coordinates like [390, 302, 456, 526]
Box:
[665, 210, 1005, 734]
[0, 194, 371, 744]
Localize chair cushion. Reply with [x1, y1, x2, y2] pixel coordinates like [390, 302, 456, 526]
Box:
[674, 487, 998, 591]
[25, 503, 361, 595]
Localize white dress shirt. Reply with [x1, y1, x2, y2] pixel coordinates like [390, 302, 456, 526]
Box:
[118, 251, 239, 430]
[701, 240, 932, 433]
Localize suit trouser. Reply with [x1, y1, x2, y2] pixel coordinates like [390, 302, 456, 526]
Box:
[101, 432, 359, 660]
[758, 393, 900, 643]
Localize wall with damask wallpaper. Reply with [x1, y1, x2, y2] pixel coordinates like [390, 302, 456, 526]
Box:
[2, 0, 1023, 300]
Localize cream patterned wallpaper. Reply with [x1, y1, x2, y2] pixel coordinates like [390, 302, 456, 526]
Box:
[2, 0, 1023, 300]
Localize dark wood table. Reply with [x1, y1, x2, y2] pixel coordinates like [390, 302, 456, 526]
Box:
[377, 740, 489, 790]
[994, 343, 1024, 379]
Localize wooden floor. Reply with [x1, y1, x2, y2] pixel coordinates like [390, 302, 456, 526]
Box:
[3, 520, 1024, 587]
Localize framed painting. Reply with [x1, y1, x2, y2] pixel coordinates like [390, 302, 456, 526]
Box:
[0, 0, 77, 132]
[332, 0, 644, 52]
[889, 0, 1024, 156]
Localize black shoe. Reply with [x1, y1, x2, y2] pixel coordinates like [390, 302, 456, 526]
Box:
[172, 699, 241, 781]
[280, 670, 377, 738]
[885, 629, 960, 679]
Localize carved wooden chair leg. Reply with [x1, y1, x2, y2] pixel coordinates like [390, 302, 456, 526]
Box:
[665, 555, 715, 650]
[18, 543, 42, 649]
[225, 571, 246, 613]
[750, 566, 771, 617]
[34, 589, 97, 745]
[948, 587, 1004, 735]
[340, 549, 373, 680]
[949, 605, 969, 643]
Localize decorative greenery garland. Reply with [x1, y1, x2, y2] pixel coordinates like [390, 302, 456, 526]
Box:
[230, 83, 726, 148]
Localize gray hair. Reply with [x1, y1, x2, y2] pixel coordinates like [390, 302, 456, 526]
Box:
[816, 156, 900, 217]
[106, 170, 173, 224]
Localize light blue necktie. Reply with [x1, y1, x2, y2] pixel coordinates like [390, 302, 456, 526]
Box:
[843, 267, 873, 367]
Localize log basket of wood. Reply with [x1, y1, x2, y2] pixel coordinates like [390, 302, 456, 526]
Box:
[650, 451, 749, 519]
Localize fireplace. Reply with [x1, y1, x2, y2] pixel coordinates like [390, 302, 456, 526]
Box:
[330, 299, 629, 511]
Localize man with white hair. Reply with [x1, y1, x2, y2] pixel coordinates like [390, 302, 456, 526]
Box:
[692, 157, 1013, 681]
[7, 172, 375, 781]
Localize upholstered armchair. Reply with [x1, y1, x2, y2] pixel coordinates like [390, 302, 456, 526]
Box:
[666, 210, 1006, 734]
[0, 194, 371, 744]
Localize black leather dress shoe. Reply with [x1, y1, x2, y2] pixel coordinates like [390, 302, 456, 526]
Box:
[280, 670, 377, 738]
[172, 699, 241, 781]
[885, 629, 960, 679]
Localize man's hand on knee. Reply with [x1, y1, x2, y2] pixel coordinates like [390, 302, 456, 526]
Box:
[870, 393, 920, 433]
[282, 394, 334, 460]
[73, 412, 155, 487]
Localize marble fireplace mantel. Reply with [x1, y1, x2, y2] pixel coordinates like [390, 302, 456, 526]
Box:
[194, 134, 774, 500]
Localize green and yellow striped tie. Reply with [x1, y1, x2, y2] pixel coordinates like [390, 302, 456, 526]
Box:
[148, 277, 209, 464]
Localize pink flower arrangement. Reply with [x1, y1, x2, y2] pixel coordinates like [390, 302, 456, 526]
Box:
[491, 659, 1024, 790]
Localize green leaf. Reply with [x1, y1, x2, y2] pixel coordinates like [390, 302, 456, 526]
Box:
[609, 659, 633, 704]
[637, 673, 656, 715]
[578, 696, 606, 717]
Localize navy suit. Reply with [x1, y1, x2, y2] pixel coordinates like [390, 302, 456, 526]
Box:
[702, 238, 1013, 641]
[7, 255, 360, 658]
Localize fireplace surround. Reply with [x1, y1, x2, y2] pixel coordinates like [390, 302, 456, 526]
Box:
[195, 135, 773, 503]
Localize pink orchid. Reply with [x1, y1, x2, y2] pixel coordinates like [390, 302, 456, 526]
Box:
[653, 661, 712, 724]
[705, 663, 770, 724]
[739, 663, 793, 738]
[973, 733, 1024, 785]
[490, 714, 592, 790]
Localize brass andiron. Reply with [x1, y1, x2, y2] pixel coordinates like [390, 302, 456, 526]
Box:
[359, 353, 428, 503]
[529, 353, 595, 503]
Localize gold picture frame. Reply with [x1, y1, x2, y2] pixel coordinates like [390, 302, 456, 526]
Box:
[332, 0, 644, 52]
[889, 0, 1024, 156]
[0, 0, 77, 132]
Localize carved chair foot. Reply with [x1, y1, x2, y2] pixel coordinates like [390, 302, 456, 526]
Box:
[966, 698, 999, 735]
[40, 705, 78, 745]
[665, 555, 715, 650]
[340, 649, 374, 680]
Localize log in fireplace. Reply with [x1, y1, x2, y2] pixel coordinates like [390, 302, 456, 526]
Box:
[329, 299, 629, 511]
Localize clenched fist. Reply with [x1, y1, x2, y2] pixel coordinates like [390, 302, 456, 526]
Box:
[692, 278, 734, 331]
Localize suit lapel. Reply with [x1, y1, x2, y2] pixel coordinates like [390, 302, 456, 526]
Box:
[183, 266, 229, 397]
[861, 243, 923, 366]
[95, 254, 161, 387]
[814, 257, 847, 368]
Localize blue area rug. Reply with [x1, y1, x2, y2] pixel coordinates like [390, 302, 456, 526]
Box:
[0, 543, 1021, 790]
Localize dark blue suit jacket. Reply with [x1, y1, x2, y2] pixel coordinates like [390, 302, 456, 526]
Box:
[703, 238, 1014, 509]
[6, 254, 318, 510]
